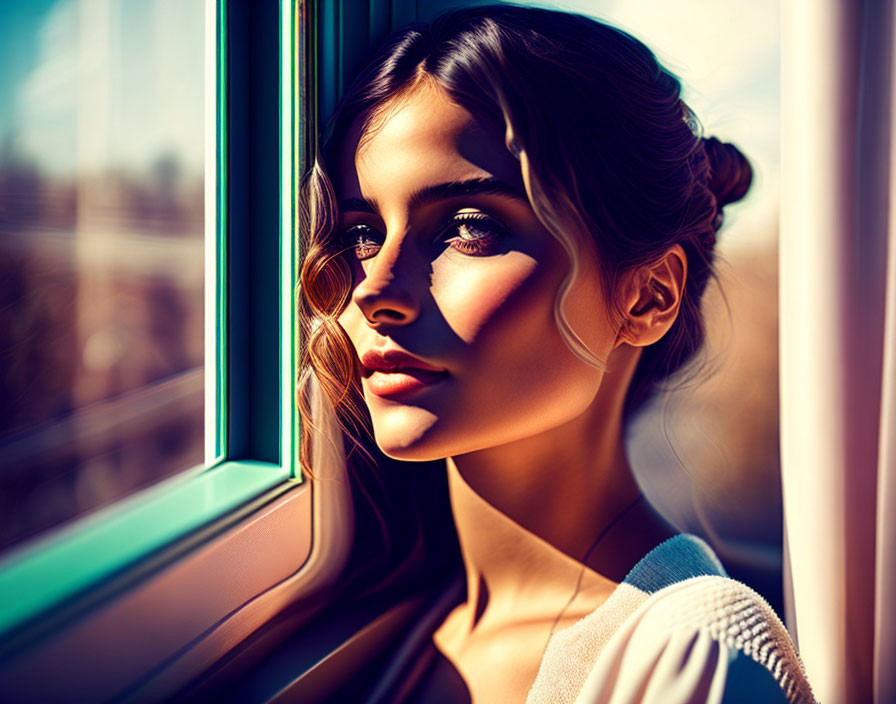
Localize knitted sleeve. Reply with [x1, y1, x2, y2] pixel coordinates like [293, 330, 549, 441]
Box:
[572, 576, 818, 704]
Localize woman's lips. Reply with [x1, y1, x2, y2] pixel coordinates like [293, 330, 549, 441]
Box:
[365, 368, 450, 398]
[359, 347, 449, 398]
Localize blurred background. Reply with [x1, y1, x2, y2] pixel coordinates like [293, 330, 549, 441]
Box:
[0, 0, 206, 551]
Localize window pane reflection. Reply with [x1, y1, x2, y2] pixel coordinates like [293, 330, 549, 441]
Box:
[0, 0, 206, 551]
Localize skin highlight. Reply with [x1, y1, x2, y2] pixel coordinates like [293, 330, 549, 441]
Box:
[333, 78, 687, 702]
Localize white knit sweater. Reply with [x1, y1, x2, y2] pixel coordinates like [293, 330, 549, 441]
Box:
[527, 534, 818, 704]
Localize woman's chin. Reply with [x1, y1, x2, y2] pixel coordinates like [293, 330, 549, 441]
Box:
[375, 440, 446, 462]
[379, 446, 444, 462]
[373, 432, 443, 461]
[370, 412, 448, 461]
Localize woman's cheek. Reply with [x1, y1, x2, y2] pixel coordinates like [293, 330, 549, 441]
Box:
[433, 250, 602, 421]
[431, 251, 542, 343]
[561, 251, 617, 358]
[336, 304, 364, 350]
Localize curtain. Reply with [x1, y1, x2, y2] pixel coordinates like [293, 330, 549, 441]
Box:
[780, 1, 895, 703]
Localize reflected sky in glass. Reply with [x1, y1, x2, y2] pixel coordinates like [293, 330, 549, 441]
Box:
[0, 0, 204, 177]
[0, 0, 206, 550]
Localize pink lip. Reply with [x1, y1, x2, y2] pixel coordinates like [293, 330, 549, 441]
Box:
[365, 368, 449, 398]
[359, 348, 449, 398]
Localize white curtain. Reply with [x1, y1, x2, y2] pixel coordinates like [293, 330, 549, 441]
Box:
[780, 1, 895, 703]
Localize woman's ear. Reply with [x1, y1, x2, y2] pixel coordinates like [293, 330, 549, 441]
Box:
[614, 244, 688, 349]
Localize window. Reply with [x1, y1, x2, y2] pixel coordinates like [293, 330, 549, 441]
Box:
[0, 0, 300, 655]
[0, 0, 207, 550]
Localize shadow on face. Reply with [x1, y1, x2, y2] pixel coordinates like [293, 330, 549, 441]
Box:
[332, 80, 620, 462]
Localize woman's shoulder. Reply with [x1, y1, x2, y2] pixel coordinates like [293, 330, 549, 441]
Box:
[576, 573, 818, 704]
[528, 534, 818, 704]
[575, 575, 815, 704]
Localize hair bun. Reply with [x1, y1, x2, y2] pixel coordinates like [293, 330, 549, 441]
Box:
[702, 136, 753, 210]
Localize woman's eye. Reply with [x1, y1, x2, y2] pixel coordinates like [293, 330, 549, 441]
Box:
[441, 212, 507, 256]
[340, 224, 383, 261]
[340, 213, 507, 261]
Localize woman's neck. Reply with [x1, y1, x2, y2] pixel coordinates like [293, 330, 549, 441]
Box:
[443, 346, 678, 635]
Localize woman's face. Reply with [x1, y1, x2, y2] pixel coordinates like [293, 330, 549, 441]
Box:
[334, 80, 622, 460]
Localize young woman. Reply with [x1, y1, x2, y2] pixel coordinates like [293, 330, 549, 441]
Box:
[299, 5, 817, 703]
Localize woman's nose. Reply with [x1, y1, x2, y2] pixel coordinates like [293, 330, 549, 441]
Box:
[350, 242, 420, 327]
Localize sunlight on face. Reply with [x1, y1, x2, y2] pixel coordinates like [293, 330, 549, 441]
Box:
[335, 80, 620, 460]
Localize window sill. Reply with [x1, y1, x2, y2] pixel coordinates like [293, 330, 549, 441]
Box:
[0, 459, 292, 638]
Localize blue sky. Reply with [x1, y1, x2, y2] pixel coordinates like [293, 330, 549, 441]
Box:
[0, 0, 205, 177]
[0, 0, 57, 136]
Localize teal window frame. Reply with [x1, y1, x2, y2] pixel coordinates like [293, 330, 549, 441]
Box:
[0, 0, 300, 639]
[0, 0, 486, 648]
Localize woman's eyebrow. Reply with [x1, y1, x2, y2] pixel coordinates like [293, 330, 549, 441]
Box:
[338, 177, 528, 214]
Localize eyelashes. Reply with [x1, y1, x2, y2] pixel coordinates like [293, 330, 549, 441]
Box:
[343, 227, 382, 261]
[339, 211, 507, 261]
[443, 212, 506, 256]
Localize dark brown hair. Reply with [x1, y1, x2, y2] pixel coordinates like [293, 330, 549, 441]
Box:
[298, 3, 752, 593]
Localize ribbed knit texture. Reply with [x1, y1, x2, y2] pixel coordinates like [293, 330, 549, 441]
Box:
[685, 577, 816, 704]
[526, 535, 818, 704]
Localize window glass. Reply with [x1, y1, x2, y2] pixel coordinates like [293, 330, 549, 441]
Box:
[0, 0, 206, 551]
